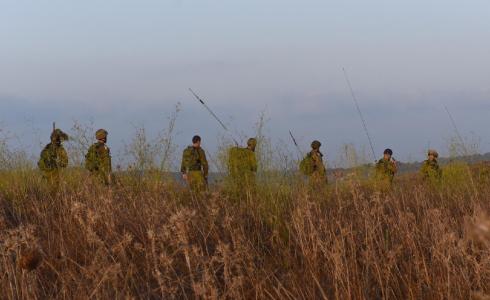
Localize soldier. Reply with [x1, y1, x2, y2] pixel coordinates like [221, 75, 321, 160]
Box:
[85, 129, 112, 185]
[181, 135, 209, 192]
[228, 138, 258, 188]
[420, 149, 442, 181]
[38, 128, 69, 185]
[300, 140, 327, 185]
[375, 148, 397, 184]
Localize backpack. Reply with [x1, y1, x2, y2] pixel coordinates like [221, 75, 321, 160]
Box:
[299, 153, 314, 176]
[38, 145, 57, 171]
[227, 147, 244, 174]
[85, 144, 100, 172]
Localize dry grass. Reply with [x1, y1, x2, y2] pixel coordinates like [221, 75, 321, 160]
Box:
[0, 164, 489, 299]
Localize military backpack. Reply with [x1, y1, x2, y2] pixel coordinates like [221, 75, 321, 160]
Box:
[299, 153, 315, 176]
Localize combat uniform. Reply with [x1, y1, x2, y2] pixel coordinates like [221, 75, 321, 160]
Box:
[420, 159, 442, 180]
[309, 150, 327, 185]
[420, 149, 442, 181]
[376, 158, 397, 183]
[38, 129, 69, 185]
[228, 138, 258, 189]
[181, 146, 208, 192]
[85, 129, 112, 185]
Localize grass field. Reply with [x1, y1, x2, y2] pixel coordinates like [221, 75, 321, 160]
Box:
[1, 160, 489, 299]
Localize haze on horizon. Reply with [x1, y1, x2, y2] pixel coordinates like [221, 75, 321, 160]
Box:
[1, 0, 489, 167]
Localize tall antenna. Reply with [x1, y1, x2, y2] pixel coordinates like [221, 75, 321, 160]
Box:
[289, 130, 303, 157]
[189, 88, 239, 146]
[444, 104, 468, 155]
[342, 68, 377, 162]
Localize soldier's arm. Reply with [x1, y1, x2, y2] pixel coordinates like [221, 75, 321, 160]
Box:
[180, 149, 188, 174]
[390, 161, 397, 174]
[201, 150, 209, 177]
[250, 153, 258, 172]
[106, 153, 113, 184]
[318, 156, 327, 174]
[105, 149, 112, 173]
[38, 149, 47, 171]
[98, 147, 112, 184]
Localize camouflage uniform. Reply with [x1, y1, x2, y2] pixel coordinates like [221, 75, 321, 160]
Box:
[420, 159, 442, 180]
[309, 150, 327, 184]
[228, 138, 258, 189]
[85, 129, 112, 185]
[420, 150, 442, 181]
[376, 158, 397, 183]
[181, 146, 208, 192]
[38, 129, 69, 185]
[304, 140, 327, 185]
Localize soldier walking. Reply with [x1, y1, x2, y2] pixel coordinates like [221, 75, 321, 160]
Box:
[300, 140, 327, 186]
[375, 148, 397, 185]
[420, 149, 442, 181]
[38, 128, 69, 186]
[228, 137, 258, 190]
[85, 129, 112, 185]
[181, 135, 209, 192]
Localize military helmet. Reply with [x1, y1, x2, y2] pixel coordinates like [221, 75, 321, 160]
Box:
[96, 129, 108, 140]
[50, 129, 69, 142]
[311, 140, 322, 150]
[247, 138, 257, 148]
[428, 149, 439, 158]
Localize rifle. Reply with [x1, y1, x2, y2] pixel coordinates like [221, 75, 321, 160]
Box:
[342, 68, 377, 162]
[188, 88, 239, 146]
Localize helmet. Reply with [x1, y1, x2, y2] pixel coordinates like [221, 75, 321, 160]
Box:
[96, 129, 108, 140]
[247, 138, 257, 148]
[428, 149, 439, 158]
[50, 129, 69, 142]
[311, 140, 322, 150]
[384, 148, 393, 155]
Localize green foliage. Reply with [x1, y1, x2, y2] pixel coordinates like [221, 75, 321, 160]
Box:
[442, 161, 470, 185]
[438, 161, 477, 198]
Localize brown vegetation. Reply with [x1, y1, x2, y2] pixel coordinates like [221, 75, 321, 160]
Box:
[1, 162, 489, 299]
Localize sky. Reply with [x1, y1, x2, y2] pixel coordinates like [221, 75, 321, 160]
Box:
[1, 0, 489, 166]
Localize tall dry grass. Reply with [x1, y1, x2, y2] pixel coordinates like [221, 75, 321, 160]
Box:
[1, 113, 489, 299]
[1, 162, 489, 299]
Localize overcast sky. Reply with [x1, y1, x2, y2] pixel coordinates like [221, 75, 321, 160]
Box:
[1, 0, 489, 166]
